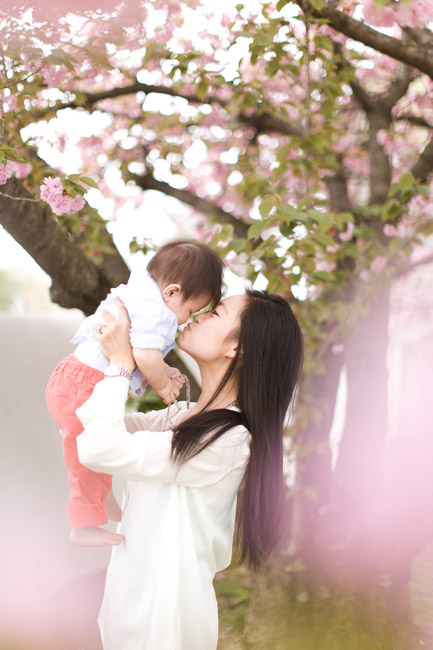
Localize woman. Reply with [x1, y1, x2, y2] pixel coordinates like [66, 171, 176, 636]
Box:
[76, 290, 303, 650]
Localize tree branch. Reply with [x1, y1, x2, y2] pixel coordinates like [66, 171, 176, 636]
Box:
[394, 114, 433, 129]
[368, 110, 392, 204]
[0, 176, 118, 314]
[36, 81, 304, 139]
[238, 111, 304, 138]
[295, 0, 433, 79]
[324, 164, 353, 215]
[21, 147, 130, 290]
[127, 171, 251, 239]
[411, 136, 433, 183]
[350, 79, 375, 113]
[395, 251, 433, 278]
[36, 81, 228, 116]
[382, 65, 413, 110]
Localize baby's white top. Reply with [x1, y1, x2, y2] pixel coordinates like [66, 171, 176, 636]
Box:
[76, 376, 251, 650]
[72, 270, 178, 394]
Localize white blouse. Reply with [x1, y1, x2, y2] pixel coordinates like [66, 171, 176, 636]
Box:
[76, 376, 251, 650]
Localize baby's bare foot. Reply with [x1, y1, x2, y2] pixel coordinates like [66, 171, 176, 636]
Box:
[70, 526, 124, 547]
[106, 490, 122, 522]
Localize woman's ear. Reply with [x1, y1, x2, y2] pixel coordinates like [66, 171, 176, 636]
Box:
[225, 344, 242, 359]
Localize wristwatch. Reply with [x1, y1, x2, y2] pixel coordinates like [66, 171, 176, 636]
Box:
[104, 364, 133, 380]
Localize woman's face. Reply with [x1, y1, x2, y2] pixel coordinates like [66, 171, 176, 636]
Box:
[178, 294, 247, 364]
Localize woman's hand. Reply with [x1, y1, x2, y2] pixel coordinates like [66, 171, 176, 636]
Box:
[93, 300, 135, 373]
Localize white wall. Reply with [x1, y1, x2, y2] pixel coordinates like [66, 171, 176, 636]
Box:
[0, 313, 120, 649]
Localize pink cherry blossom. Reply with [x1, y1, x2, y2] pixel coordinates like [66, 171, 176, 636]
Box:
[361, 0, 396, 27]
[371, 256, 387, 274]
[15, 162, 32, 179]
[360, 269, 370, 282]
[383, 223, 398, 237]
[41, 65, 68, 88]
[332, 134, 354, 154]
[0, 160, 17, 185]
[331, 344, 345, 355]
[376, 129, 388, 147]
[40, 177, 85, 216]
[339, 221, 355, 241]
[395, 0, 433, 28]
[4, 95, 18, 111]
[316, 258, 337, 273]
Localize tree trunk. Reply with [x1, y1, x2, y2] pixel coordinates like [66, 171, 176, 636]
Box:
[0, 177, 129, 314]
[333, 279, 391, 582]
[288, 346, 345, 584]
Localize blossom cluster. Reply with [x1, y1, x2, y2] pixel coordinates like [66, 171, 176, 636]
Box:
[362, 0, 433, 28]
[0, 160, 32, 185]
[40, 177, 85, 216]
[0, 160, 16, 185]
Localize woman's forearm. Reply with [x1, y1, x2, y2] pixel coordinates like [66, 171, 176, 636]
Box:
[108, 354, 136, 374]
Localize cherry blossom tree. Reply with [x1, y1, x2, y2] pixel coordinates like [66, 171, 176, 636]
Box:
[2, 0, 433, 615]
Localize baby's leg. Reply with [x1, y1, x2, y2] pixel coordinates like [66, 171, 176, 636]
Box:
[46, 357, 122, 547]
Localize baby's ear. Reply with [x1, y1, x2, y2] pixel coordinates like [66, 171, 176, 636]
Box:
[162, 283, 182, 299]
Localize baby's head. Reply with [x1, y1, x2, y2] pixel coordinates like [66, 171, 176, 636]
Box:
[147, 239, 224, 325]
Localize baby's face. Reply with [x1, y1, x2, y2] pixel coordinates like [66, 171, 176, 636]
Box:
[167, 293, 211, 325]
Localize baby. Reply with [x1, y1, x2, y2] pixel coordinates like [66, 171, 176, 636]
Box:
[46, 239, 224, 547]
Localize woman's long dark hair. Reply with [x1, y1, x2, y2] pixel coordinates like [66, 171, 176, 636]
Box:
[171, 289, 304, 568]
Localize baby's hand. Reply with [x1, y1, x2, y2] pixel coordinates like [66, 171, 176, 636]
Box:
[164, 365, 185, 391]
[155, 377, 181, 405]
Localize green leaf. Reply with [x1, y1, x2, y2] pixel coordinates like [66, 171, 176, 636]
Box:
[389, 172, 416, 197]
[338, 212, 355, 223]
[312, 233, 335, 248]
[398, 172, 416, 193]
[196, 79, 208, 101]
[248, 219, 268, 241]
[259, 196, 274, 219]
[339, 244, 360, 259]
[80, 176, 99, 189]
[307, 209, 335, 229]
[45, 53, 68, 67]
[230, 238, 247, 254]
[51, 47, 78, 63]
[4, 152, 26, 163]
[381, 200, 400, 221]
[312, 270, 335, 282]
[68, 174, 82, 183]
[61, 178, 75, 194]
[278, 204, 297, 223]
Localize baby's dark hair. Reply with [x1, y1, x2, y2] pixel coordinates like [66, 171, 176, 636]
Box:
[147, 239, 224, 309]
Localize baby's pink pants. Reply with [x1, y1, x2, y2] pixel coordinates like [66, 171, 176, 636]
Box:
[46, 354, 112, 528]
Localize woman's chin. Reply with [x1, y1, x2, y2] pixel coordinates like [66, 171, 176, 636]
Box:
[177, 335, 187, 352]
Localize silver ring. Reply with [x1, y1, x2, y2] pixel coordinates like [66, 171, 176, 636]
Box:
[97, 324, 104, 334]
